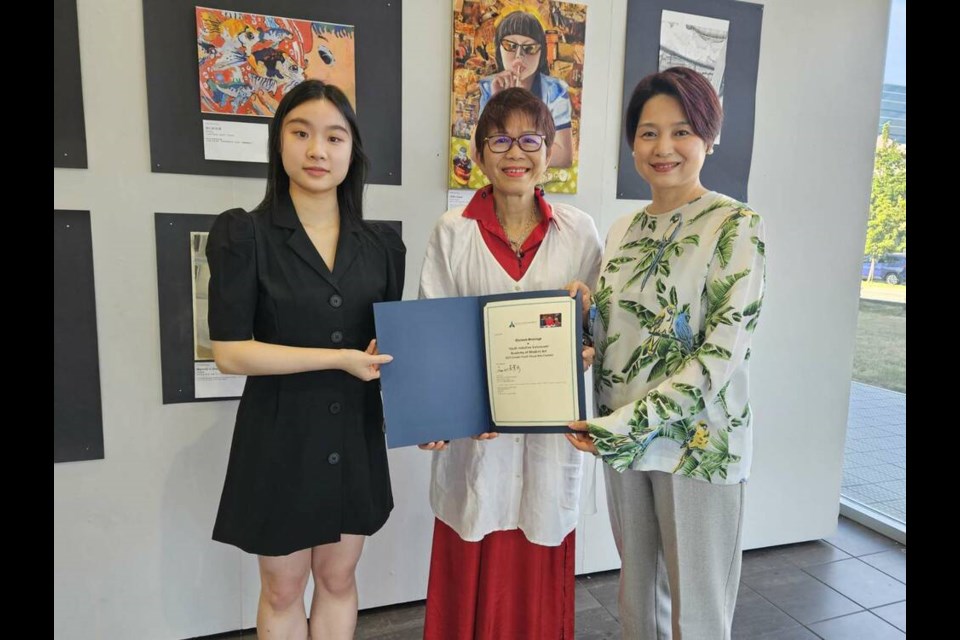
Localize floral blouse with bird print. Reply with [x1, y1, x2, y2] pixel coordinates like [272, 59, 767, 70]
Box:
[588, 192, 766, 484]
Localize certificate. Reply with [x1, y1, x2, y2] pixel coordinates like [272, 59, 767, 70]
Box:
[484, 296, 580, 428]
[373, 290, 585, 448]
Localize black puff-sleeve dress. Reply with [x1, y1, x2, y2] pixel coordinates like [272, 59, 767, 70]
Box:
[206, 194, 405, 556]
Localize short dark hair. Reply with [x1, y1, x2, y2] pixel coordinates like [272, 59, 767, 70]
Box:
[624, 67, 723, 146]
[494, 11, 550, 76]
[257, 80, 369, 224]
[474, 87, 556, 160]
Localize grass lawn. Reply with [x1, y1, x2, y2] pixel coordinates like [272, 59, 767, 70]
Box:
[852, 298, 906, 393]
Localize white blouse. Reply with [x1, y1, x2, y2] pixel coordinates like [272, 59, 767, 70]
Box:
[418, 202, 602, 545]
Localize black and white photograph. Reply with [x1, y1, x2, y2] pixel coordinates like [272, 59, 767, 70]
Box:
[155, 212, 246, 403]
[190, 232, 213, 362]
[659, 10, 730, 102]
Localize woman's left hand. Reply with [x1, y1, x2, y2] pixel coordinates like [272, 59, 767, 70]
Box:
[565, 420, 598, 454]
[365, 339, 387, 372]
[581, 345, 595, 370]
[565, 280, 591, 325]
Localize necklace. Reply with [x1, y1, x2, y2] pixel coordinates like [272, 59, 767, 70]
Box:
[496, 206, 539, 257]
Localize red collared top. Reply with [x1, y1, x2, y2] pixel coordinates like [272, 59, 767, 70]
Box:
[462, 185, 554, 281]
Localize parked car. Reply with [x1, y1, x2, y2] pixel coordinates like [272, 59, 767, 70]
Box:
[862, 253, 906, 285]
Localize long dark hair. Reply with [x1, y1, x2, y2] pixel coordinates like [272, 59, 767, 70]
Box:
[494, 11, 550, 76]
[256, 80, 369, 224]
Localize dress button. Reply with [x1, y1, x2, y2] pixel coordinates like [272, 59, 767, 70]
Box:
[328, 452, 341, 465]
[514, 285, 522, 292]
[329, 294, 343, 308]
[331, 330, 343, 343]
[329, 402, 342, 415]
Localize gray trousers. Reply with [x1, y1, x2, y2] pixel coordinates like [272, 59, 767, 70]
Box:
[604, 467, 746, 640]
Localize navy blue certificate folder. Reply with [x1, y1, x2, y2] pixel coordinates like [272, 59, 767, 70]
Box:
[374, 290, 585, 448]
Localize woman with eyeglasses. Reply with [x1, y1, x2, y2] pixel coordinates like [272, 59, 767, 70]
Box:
[565, 67, 768, 640]
[417, 87, 602, 640]
[479, 10, 573, 167]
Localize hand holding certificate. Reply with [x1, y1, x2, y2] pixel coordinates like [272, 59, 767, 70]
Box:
[373, 290, 585, 448]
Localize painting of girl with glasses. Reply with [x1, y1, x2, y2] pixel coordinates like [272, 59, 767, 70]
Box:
[448, 1, 587, 193]
[480, 10, 573, 168]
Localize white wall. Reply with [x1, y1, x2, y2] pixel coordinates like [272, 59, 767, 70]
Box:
[54, 0, 891, 637]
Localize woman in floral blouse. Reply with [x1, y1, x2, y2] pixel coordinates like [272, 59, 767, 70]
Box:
[567, 67, 767, 640]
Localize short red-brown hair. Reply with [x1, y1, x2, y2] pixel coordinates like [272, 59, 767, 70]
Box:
[625, 67, 723, 145]
[474, 87, 556, 160]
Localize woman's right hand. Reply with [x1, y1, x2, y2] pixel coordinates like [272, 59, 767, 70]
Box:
[566, 421, 598, 454]
[418, 431, 497, 450]
[341, 339, 393, 381]
[418, 441, 449, 451]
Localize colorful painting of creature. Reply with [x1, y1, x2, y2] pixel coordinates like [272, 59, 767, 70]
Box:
[196, 6, 356, 117]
